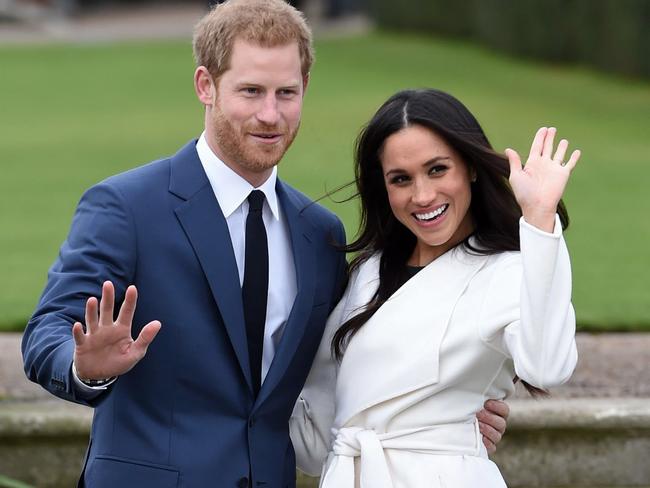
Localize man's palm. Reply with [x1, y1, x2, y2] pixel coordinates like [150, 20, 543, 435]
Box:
[72, 281, 161, 380]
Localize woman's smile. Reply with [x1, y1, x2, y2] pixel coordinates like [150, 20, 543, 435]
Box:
[413, 203, 449, 225]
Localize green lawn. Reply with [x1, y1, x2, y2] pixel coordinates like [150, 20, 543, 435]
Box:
[1, 33, 648, 331]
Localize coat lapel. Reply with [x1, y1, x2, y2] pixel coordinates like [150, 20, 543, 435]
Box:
[335, 248, 488, 427]
[256, 181, 316, 407]
[169, 141, 253, 393]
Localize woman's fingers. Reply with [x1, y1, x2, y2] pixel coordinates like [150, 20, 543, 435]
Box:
[527, 127, 578, 169]
[564, 149, 581, 171]
[553, 139, 569, 165]
[505, 148, 522, 177]
[542, 127, 557, 159]
[529, 127, 547, 159]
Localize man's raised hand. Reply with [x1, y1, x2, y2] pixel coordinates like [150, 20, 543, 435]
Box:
[72, 281, 161, 380]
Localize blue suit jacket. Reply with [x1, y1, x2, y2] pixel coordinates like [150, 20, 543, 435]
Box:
[22, 141, 347, 488]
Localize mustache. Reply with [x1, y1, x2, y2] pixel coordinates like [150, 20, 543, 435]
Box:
[245, 123, 286, 133]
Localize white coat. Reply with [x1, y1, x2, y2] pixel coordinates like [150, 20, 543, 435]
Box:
[290, 217, 578, 488]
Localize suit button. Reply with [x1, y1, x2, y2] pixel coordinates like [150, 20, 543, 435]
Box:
[237, 477, 249, 488]
[248, 418, 255, 428]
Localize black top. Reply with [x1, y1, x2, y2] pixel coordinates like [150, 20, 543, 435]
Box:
[402, 265, 424, 286]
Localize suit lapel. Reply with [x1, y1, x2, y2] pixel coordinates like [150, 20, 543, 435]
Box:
[256, 181, 316, 407]
[170, 141, 253, 394]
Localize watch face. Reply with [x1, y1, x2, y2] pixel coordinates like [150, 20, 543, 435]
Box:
[73, 362, 114, 387]
[82, 377, 114, 387]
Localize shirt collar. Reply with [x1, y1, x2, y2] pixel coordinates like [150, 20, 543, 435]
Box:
[196, 132, 280, 220]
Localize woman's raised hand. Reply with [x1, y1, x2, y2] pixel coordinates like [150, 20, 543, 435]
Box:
[505, 127, 580, 232]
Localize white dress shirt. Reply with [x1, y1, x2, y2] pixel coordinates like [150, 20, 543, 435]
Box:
[73, 134, 297, 393]
[196, 133, 297, 383]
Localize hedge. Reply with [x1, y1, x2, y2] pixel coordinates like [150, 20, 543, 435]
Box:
[369, 0, 650, 78]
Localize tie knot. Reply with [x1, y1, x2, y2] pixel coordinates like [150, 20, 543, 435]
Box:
[248, 190, 265, 212]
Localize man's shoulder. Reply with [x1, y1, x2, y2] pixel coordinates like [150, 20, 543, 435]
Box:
[101, 156, 172, 191]
[91, 140, 197, 195]
[73, 157, 172, 212]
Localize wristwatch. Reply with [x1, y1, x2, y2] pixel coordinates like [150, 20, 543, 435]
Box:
[80, 376, 115, 387]
[73, 362, 116, 387]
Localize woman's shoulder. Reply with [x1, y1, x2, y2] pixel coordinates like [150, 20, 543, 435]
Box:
[463, 236, 518, 259]
[349, 252, 381, 288]
[487, 249, 520, 266]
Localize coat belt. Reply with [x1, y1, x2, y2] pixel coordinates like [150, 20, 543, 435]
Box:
[319, 420, 482, 488]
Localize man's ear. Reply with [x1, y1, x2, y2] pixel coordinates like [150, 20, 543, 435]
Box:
[301, 73, 310, 97]
[194, 66, 216, 106]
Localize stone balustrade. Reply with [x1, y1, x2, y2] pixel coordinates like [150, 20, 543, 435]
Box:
[1, 398, 648, 487]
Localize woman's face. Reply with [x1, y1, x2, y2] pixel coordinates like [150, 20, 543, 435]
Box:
[380, 125, 475, 266]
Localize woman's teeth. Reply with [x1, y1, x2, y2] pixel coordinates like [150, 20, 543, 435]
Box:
[414, 204, 448, 221]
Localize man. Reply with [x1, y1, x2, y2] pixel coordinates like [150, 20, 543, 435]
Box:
[22, 1, 508, 487]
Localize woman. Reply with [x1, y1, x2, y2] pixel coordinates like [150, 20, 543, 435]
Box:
[290, 89, 580, 487]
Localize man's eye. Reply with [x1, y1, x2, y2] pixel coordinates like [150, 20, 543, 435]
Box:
[279, 89, 297, 97]
[242, 87, 259, 95]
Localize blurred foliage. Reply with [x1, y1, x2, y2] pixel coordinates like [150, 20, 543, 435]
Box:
[369, 0, 650, 78]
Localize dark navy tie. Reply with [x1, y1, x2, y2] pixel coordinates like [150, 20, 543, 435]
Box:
[242, 190, 268, 398]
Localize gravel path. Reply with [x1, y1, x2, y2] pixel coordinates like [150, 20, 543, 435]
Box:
[0, 2, 206, 44]
[0, 1, 371, 44]
[513, 332, 650, 399]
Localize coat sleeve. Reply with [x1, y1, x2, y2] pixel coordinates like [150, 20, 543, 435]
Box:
[479, 216, 578, 389]
[290, 262, 360, 476]
[21, 181, 136, 406]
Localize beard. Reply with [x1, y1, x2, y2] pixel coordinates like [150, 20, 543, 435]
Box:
[211, 105, 300, 175]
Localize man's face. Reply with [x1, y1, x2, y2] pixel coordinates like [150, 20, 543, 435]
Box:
[206, 39, 306, 186]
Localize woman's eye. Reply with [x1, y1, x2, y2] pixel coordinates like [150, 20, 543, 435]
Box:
[390, 175, 409, 185]
[429, 165, 447, 175]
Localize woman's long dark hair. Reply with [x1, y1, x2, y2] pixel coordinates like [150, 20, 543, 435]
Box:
[332, 89, 569, 397]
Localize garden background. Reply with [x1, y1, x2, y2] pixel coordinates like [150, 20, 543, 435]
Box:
[1, 29, 649, 332]
[1, 1, 649, 487]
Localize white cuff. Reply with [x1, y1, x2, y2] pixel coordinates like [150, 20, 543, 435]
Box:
[520, 214, 562, 238]
[72, 362, 117, 392]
